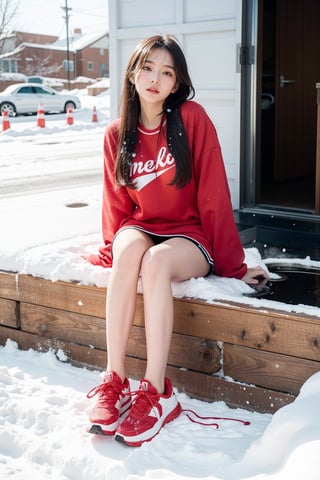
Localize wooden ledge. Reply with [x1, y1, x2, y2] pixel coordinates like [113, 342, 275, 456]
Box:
[1, 271, 320, 413]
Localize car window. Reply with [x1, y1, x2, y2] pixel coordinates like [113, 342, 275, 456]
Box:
[27, 76, 43, 84]
[18, 86, 33, 94]
[34, 86, 52, 95]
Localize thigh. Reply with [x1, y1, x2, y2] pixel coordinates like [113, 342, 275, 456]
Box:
[146, 237, 211, 282]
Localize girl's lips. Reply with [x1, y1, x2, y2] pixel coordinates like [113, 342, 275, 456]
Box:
[147, 88, 159, 94]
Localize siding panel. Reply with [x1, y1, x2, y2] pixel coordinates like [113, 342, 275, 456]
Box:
[108, 0, 242, 207]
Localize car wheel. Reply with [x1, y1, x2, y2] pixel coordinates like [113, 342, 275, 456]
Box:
[0, 102, 17, 117]
[64, 101, 76, 113]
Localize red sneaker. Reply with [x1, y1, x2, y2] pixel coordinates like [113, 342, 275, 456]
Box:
[115, 377, 181, 446]
[87, 371, 132, 435]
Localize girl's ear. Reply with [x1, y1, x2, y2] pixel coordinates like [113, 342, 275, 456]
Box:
[129, 74, 135, 85]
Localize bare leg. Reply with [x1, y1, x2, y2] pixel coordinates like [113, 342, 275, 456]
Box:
[140, 238, 210, 393]
[106, 229, 154, 381]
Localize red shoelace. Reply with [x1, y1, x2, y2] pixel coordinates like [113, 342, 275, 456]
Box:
[87, 381, 123, 406]
[126, 387, 250, 429]
[127, 388, 155, 420]
[181, 408, 251, 429]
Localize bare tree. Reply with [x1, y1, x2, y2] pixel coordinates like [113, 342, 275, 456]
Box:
[0, 0, 20, 53]
[24, 51, 63, 77]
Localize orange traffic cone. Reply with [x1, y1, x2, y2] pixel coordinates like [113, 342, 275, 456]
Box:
[92, 105, 98, 123]
[2, 110, 10, 131]
[66, 107, 74, 126]
[37, 103, 46, 128]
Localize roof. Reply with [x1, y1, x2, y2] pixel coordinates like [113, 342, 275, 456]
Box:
[53, 31, 108, 51]
[0, 31, 108, 59]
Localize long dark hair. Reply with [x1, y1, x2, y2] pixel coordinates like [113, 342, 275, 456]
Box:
[115, 34, 195, 189]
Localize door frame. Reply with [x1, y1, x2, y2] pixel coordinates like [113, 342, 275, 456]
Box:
[240, 0, 320, 220]
[240, 0, 259, 208]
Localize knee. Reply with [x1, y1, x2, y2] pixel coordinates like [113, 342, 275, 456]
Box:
[113, 236, 150, 271]
[140, 247, 170, 283]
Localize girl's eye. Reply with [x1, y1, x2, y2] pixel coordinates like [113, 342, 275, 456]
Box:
[142, 66, 151, 71]
[163, 71, 173, 76]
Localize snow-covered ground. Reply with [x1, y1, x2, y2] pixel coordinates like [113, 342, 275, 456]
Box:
[1, 87, 320, 479]
[1, 339, 320, 480]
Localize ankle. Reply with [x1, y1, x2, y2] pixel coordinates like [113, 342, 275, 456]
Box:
[144, 378, 164, 395]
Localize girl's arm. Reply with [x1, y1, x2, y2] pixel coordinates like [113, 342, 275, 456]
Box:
[88, 121, 135, 267]
[184, 102, 247, 279]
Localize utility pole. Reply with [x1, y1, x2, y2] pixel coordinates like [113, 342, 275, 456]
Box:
[61, 0, 72, 90]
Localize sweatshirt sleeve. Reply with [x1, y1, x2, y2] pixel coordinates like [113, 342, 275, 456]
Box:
[88, 120, 135, 267]
[182, 102, 247, 279]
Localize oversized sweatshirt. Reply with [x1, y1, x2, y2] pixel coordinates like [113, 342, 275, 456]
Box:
[89, 100, 247, 279]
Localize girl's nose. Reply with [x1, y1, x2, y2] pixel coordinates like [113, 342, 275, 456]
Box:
[151, 74, 160, 84]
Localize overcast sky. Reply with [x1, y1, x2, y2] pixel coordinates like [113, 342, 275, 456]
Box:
[12, 0, 108, 37]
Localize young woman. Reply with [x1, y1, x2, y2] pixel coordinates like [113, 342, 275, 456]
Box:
[86, 34, 268, 447]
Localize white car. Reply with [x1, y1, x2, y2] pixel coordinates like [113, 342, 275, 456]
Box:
[0, 83, 81, 116]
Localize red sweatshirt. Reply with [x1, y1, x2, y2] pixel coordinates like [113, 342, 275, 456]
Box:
[89, 101, 247, 279]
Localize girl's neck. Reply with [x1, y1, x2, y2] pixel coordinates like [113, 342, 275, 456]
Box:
[139, 115, 162, 130]
[139, 105, 163, 130]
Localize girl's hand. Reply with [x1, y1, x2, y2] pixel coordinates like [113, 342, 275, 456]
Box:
[241, 266, 269, 286]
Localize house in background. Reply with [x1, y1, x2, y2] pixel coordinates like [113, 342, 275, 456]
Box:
[0, 29, 109, 83]
[52, 29, 109, 79]
[0, 31, 58, 74]
[108, 0, 320, 257]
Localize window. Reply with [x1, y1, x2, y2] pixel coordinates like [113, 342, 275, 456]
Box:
[100, 63, 108, 76]
[18, 86, 33, 94]
[34, 86, 51, 95]
[87, 61, 94, 71]
[27, 76, 43, 84]
[0, 59, 17, 73]
[63, 60, 74, 72]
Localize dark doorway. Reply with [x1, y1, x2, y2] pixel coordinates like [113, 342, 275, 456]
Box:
[257, 0, 320, 211]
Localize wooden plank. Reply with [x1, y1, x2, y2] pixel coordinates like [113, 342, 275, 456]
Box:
[0, 271, 19, 300]
[224, 344, 320, 395]
[0, 325, 31, 349]
[0, 325, 51, 353]
[127, 324, 222, 374]
[20, 303, 107, 349]
[0, 298, 19, 328]
[136, 290, 320, 364]
[126, 357, 295, 414]
[3, 271, 320, 361]
[0, 325, 107, 371]
[171, 367, 295, 414]
[20, 303, 222, 374]
[5, 272, 320, 360]
[0, 325, 295, 413]
[170, 298, 320, 362]
[169, 334, 222, 374]
[18, 275, 106, 317]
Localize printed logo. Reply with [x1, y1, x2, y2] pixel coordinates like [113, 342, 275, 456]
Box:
[130, 146, 175, 191]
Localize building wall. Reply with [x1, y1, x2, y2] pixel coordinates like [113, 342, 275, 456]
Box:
[13, 45, 75, 79]
[108, 0, 243, 208]
[3, 42, 109, 81]
[76, 46, 109, 79]
[1, 31, 58, 54]
[1, 31, 109, 81]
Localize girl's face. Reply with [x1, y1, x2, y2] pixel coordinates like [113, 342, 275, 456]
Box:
[131, 47, 178, 110]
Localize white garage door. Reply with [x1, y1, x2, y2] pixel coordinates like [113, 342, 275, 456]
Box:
[108, 0, 242, 207]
